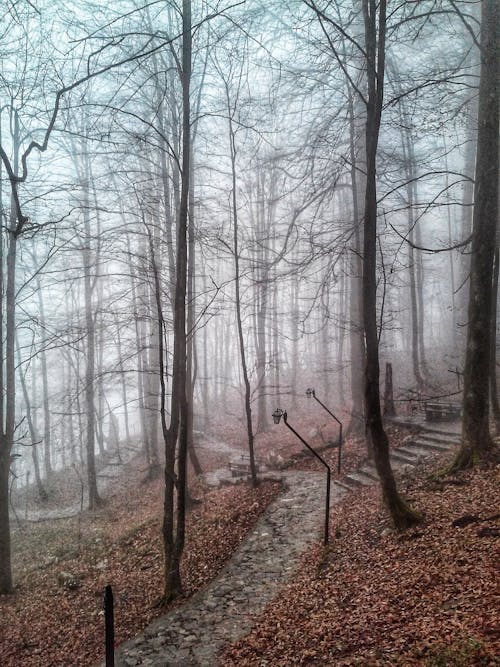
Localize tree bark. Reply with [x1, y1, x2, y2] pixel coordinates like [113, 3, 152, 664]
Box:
[0, 110, 20, 592]
[83, 202, 101, 510]
[490, 248, 499, 435]
[16, 340, 48, 501]
[226, 81, 258, 487]
[347, 88, 366, 439]
[361, 0, 420, 529]
[35, 277, 53, 478]
[452, 0, 498, 469]
[163, 0, 191, 602]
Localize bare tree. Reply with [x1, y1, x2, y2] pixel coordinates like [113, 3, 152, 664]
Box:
[451, 0, 498, 469]
[360, 0, 420, 529]
[162, 0, 192, 603]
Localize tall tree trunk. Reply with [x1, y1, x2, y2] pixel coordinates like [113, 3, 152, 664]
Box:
[0, 109, 20, 592]
[95, 301, 106, 458]
[83, 202, 101, 509]
[35, 278, 53, 478]
[255, 280, 269, 432]
[291, 266, 299, 410]
[146, 240, 161, 473]
[16, 339, 47, 501]
[130, 242, 153, 465]
[115, 315, 131, 444]
[186, 161, 202, 478]
[401, 129, 425, 390]
[490, 247, 499, 434]
[347, 89, 366, 438]
[226, 82, 258, 487]
[361, 0, 420, 529]
[272, 279, 281, 400]
[0, 206, 17, 593]
[163, 0, 191, 602]
[452, 0, 498, 469]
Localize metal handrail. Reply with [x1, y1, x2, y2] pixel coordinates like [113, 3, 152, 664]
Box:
[306, 388, 343, 474]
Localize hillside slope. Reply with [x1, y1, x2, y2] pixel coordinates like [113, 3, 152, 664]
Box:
[222, 453, 499, 666]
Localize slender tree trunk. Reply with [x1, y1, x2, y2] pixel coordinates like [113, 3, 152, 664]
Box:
[291, 267, 299, 410]
[96, 304, 106, 458]
[130, 243, 152, 464]
[186, 161, 202, 478]
[226, 84, 258, 487]
[0, 207, 18, 593]
[272, 279, 281, 400]
[0, 111, 21, 592]
[255, 283, 269, 432]
[34, 278, 53, 478]
[115, 316, 131, 444]
[146, 241, 161, 473]
[361, 0, 420, 529]
[338, 250, 349, 405]
[83, 205, 101, 509]
[490, 247, 499, 434]
[347, 89, 366, 438]
[16, 339, 47, 501]
[402, 133, 424, 390]
[146, 222, 168, 484]
[322, 273, 331, 401]
[383, 362, 396, 417]
[201, 271, 210, 429]
[163, 0, 191, 602]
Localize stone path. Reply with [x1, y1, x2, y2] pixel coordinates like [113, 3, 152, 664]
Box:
[113, 417, 461, 667]
[115, 470, 347, 667]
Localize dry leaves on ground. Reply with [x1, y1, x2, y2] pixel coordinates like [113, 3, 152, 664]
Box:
[1, 468, 281, 667]
[222, 454, 499, 666]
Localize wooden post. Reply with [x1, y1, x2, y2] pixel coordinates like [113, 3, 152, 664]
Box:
[104, 585, 114, 667]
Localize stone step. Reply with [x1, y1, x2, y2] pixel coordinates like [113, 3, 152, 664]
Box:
[420, 433, 459, 449]
[343, 474, 364, 488]
[390, 450, 417, 465]
[344, 471, 376, 487]
[414, 437, 454, 452]
[332, 480, 352, 494]
[398, 445, 433, 460]
[420, 427, 460, 440]
[359, 465, 379, 481]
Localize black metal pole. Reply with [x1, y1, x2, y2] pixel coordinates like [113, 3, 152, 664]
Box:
[310, 390, 343, 474]
[282, 411, 331, 545]
[105, 585, 115, 667]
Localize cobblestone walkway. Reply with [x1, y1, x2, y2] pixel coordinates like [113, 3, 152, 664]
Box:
[115, 419, 461, 666]
[115, 470, 347, 666]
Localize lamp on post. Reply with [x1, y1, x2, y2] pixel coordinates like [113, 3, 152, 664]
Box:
[272, 407, 331, 545]
[306, 388, 343, 474]
[272, 408, 284, 424]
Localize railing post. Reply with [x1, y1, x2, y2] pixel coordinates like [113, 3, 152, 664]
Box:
[104, 585, 115, 667]
[306, 388, 343, 474]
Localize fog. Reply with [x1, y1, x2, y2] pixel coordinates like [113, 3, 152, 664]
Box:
[0, 0, 496, 597]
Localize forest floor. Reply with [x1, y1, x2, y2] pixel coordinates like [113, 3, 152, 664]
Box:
[0, 420, 498, 666]
[1, 434, 282, 667]
[222, 447, 500, 666]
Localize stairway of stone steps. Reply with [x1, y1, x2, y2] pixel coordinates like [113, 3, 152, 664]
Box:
[340, 420, 461, 490]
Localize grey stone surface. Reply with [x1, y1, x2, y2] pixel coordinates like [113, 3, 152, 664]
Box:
[111, 418, 460, 667]
[114, 470, 345, 666]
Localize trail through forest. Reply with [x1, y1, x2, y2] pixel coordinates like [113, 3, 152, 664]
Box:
[12, 436, 242, 523]
[114, 469, 341, 667]
[114, 418, 463, 666]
